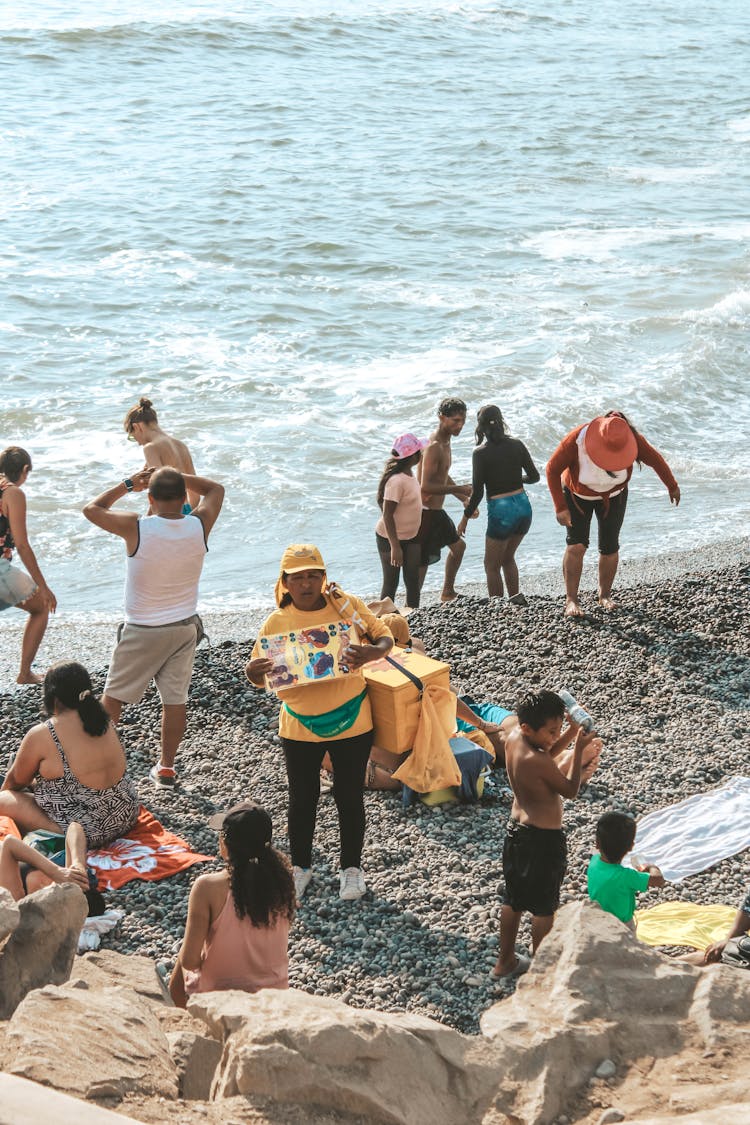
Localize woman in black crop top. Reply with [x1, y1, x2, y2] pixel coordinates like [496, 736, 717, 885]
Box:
[456, 406, 539, 602]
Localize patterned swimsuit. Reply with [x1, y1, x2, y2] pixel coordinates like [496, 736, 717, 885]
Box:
[33, 721, 140, 849]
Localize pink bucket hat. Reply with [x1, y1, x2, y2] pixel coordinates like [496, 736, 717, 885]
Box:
[392, 433, 428, 460]
[584, 414, 638, 471]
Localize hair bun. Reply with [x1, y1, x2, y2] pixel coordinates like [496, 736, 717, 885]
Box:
[139, 397, 152, 408]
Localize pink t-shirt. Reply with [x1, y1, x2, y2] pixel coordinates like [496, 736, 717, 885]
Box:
[184, 892, 289, 995]
[375, 473, 423, 540]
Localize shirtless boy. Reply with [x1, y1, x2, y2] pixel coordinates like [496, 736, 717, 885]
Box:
[493, 689, 597, 980]
[124, 397, 199, 511]
[417, 398, 472, 602]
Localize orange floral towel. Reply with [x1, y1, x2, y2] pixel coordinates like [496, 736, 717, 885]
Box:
[0, 815, 22, 842]
[86, 807, 214, 890]
[392, 684, 462, 794]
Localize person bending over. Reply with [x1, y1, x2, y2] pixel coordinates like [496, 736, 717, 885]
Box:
[493, 690, 597, 980]
[170, 802, 295, 1007]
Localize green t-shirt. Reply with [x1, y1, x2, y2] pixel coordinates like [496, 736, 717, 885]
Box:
[587, 853, 651, 923]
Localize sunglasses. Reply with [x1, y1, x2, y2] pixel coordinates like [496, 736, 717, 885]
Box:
[127, 431, 137, 443]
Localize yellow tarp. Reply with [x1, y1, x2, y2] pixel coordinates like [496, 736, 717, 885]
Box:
[635, 901, 737, 950]
[392, 683, 462, 793]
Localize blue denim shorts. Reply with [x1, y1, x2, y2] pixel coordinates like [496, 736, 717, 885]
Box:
[486, 492, 532, 541]
[0, 559, 37, 611]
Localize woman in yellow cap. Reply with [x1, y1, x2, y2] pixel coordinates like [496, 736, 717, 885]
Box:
[245, 546, 393, 903]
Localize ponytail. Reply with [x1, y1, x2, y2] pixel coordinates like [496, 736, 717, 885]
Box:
[376, 451, 420, 509]
[475, 404, 507, 445]
[43, 662, 110, 737]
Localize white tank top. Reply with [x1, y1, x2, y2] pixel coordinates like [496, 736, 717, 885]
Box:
[125, 515, 207, 625]
[574, 426, 629, 495]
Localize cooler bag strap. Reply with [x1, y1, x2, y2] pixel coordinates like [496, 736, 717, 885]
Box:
[384, 655, 424, 700]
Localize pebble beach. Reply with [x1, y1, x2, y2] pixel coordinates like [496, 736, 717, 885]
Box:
[1, 539, 748, 1035]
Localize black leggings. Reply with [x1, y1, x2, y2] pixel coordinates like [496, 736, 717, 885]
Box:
[282, 730, 373, 869]
[376, 532, 421, 608]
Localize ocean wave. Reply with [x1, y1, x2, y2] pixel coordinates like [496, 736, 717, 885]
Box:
[681, 289, 750, 327]
[611, 164, 722, 184]
[521, 222, 750, 261]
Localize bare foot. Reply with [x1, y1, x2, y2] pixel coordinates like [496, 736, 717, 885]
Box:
[440, 591, 459, 603]
[598, 595, 617, 610]
[564, 599, 585, 618]
[17, 671, 43, 685]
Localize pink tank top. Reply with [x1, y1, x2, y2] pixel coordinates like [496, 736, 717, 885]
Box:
[184, 891, 290, 995]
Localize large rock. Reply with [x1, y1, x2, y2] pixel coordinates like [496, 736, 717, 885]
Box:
[4, 981, 178, 1101]
[0, 884, 87, 1018]
[71, 949, 168, 1006]
[0, 886, 20, 946]
[166, 1029, 222, 1100]
[480, 901, 700, 1125]
[0, 1073, 147, 1124]
[189, 988, 501, 1125]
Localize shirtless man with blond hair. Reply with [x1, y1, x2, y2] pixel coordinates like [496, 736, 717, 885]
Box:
[417, 397, 472, 602]
[123, 397, 199, 511]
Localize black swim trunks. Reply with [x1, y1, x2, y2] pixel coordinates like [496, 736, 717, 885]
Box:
[417, 508, 460, 567]
[563, 486, 628, 555]
[502, 818, 567, 916]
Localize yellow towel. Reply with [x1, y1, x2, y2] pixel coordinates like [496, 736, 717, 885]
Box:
[635, 902, 737, 949]
[392, 683, 462, 793]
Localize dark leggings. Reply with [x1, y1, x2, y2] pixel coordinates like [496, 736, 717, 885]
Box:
[282, 730, 373, 869]
[376, 532, 421, 608]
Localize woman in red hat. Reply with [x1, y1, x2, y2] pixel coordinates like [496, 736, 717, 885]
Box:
[546, 412, 680, 617]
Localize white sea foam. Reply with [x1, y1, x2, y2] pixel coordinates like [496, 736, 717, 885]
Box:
[612, 165, 721, 184]
[682, 290, 750, 327]
[522, 223, 750, 261]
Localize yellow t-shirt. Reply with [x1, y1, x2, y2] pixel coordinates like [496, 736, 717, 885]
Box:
[251, 594, 393, 742]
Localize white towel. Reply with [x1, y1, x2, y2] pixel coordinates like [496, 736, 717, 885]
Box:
[626, 776, 750, 883]
[77, 908, 125, 953]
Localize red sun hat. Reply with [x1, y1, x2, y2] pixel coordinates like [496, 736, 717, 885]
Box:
[584, 414, 638, 471]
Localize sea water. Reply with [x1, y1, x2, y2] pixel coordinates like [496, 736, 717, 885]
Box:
[2, 0, 748, 615]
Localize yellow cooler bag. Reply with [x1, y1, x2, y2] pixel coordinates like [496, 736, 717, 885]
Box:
[363, 647, 450, 754]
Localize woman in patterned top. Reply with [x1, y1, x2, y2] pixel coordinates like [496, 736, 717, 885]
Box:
[0, 446, 57, 684]
[0, 662, 139, 849]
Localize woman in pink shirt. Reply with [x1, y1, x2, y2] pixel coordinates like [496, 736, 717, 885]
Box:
[169, 802, 295, 1007]
[375, 433, 428, 609]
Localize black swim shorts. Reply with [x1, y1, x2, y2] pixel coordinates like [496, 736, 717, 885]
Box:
[417, 508, 460, 567]
[502, 818, 567, 917]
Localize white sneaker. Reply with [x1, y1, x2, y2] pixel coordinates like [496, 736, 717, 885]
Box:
[339, 867, 366, 901]
[293, 866, 312, 902]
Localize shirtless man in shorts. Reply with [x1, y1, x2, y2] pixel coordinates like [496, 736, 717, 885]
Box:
[417, 398, 472, 602]
[492, 689, 598, 980]
[124, 397, 199, 511]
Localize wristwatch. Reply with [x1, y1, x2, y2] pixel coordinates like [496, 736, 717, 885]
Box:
[123, 478, 134, 492]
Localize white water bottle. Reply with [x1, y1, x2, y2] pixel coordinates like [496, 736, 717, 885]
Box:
[557, 690, 594, 732]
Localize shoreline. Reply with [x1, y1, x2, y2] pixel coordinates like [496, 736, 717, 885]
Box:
[0, 535, 747, 694]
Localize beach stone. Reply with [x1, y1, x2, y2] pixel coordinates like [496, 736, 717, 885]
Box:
[166, 1029, 222, 1100]
[0, 1073, 148, 1125]
[0, 884, 87, 1019]
[598, 1111, 625, 1124]
[0, 886, 20, 944]
[595, 1059, 617, 1079]
[189, 987, 500, 1122]
[5, 982, 178, 1100]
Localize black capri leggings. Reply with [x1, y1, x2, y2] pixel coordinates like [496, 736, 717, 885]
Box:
[376, 532, 421, 608]
[563, 486, 628, 555]
[282, 730, 373, 869]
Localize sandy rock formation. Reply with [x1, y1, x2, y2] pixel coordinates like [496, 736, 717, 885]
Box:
[0, 883, 87, 1019]
[0, 887, 20, 945]
[0, 1073, 147, 1125]
[4, 981, 179, 1100]
[189, 987, 501, 1124]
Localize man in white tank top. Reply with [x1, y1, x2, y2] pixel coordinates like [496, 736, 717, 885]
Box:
[83, 466, 224, 787]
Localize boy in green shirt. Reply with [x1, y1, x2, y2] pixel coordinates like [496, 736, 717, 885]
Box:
[587, 811, 665, 925]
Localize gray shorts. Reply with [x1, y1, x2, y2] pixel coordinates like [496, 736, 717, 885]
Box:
[0, 560, 37, 612]
[105, 616, 201, 706]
